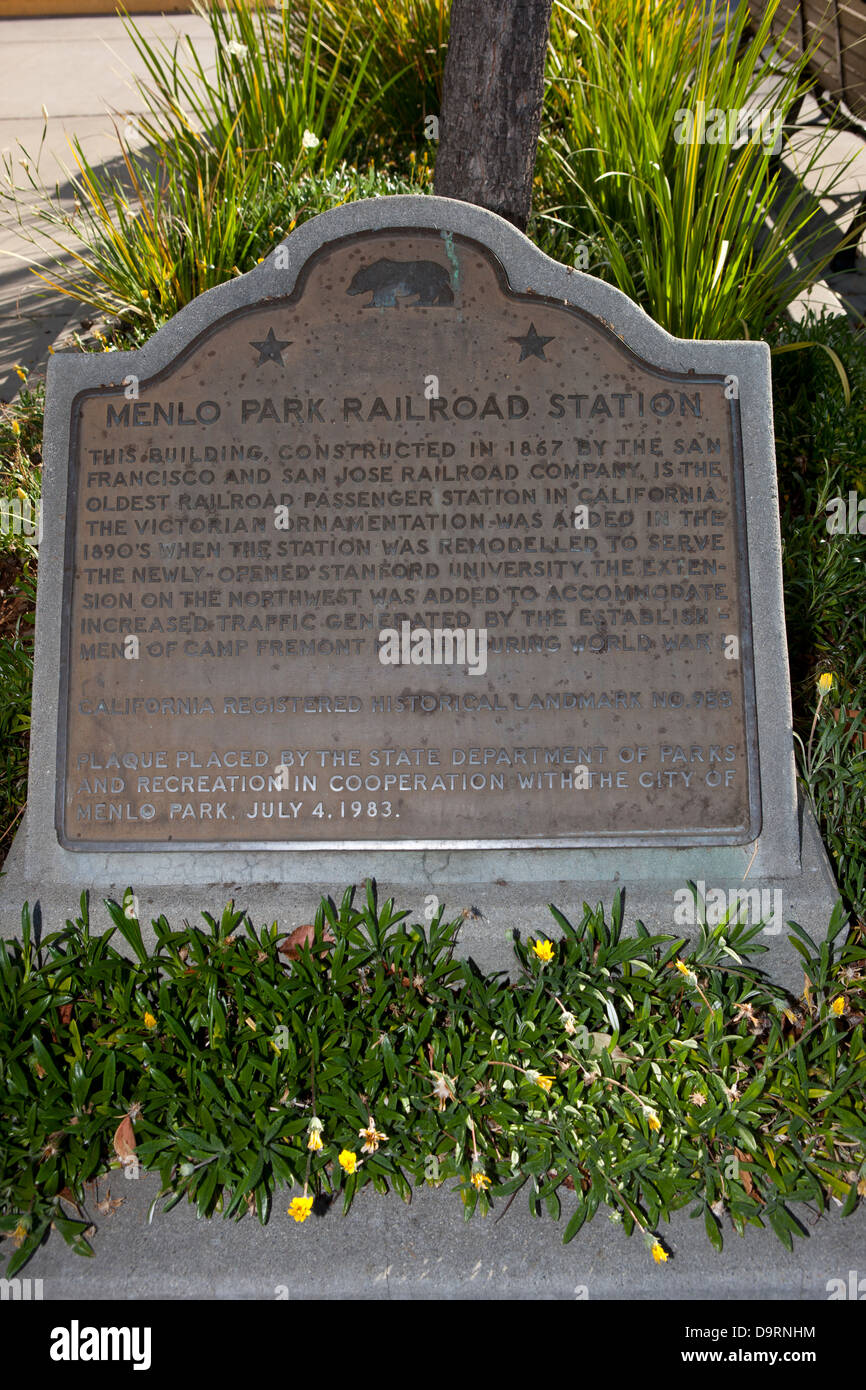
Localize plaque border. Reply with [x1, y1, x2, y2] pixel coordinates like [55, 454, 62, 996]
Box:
[55, 226, 762, 852]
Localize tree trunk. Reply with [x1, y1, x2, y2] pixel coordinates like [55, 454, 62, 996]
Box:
[433, 0, 553, 232]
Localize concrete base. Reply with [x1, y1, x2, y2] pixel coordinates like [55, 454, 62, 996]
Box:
[0, 796, 842, 996]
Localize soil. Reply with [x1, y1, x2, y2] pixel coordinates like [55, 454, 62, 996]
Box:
[0, 554, 35, 641]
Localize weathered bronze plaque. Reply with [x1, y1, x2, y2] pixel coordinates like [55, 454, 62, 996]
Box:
[58, 228, 760, 848]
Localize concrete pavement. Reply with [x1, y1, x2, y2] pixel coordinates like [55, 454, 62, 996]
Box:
[18, 1161, 866, 1300]
[0, 13, 216, 403]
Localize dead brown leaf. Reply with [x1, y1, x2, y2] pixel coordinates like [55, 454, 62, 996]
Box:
[733, 1146, 764, 1203]
[735, 1148, 754, 1195]
[278, 923, 335, 961]
[113, 1115, 137, 1169]
[385, 961, 413, 989]
[95, 1189, 125, 1217]
[802, 972, 813, 1014]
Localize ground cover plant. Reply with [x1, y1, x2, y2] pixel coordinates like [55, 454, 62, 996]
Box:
[0, 883, 864, 1275]
[767, 311, 866, 921]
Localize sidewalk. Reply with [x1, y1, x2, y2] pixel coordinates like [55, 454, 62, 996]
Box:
[0, 13, 216, 403]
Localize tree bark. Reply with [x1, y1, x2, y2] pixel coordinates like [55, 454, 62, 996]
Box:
[433, 0, 553, 232]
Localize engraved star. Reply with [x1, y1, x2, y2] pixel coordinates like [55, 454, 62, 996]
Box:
[508, 322, 554, 361]
[250, 326, 291, 365]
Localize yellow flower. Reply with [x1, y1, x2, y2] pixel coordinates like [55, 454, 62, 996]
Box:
[536, 1074, 555, 1093]
[359, 1119, 388, 1153]
[11, 420, 20, 437]
[14, 365, 26, 380]
[532, 938, 555, 963]
[651, 1240, 668, 1264]
[817, 672, 834, 695]
[143, 1011, 156, 1029]
[10, 1221, 28, 1248]
[471, 1170, 491, 1191]
[644, 1108, 661, 1132]
[830, 997, 845, 1016]
[289, 1195, 314, 1223]
[307, 1129, 323, 1151]
[675, 958, 698, 986]
[338, 1149, 357, 1175]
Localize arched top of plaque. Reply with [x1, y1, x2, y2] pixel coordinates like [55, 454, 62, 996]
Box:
[47, 195, 772, 402]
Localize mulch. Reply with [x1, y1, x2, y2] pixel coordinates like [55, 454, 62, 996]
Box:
[0, 555, 35, 643]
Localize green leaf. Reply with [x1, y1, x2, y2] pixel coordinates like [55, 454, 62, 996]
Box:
[544, 1188, 561, 1221]
[30, 1035, 65, 1087]
[562, 1202, 588, 1244]
[767, 1207, 794, 1250]
[104, 895, 149, 964]
[704, 1206, 723, 1253]
[5, 1231, 45, 1278]
[770, 341, 850, 406]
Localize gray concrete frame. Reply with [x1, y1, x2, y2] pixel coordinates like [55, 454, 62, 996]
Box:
[20, 195, 803, 885]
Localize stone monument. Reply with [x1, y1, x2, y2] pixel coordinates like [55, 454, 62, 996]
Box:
[0, 196, 840, 983]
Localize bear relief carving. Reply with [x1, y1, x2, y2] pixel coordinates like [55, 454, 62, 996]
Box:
[347, 258, 454, 307]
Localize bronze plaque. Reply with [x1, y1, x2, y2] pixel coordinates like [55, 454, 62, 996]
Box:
[58, 229, 760, 849]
